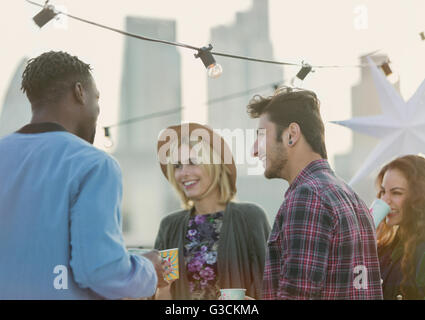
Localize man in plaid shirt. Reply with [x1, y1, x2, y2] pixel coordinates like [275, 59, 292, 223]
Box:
[247, 87, 383, 299]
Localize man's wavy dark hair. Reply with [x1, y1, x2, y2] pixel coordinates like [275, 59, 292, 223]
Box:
[246, 86, 327, 159]
[21, 51, 92, 106]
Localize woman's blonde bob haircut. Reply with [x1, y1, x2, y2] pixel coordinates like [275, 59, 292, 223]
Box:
[166, 138, 236, 210]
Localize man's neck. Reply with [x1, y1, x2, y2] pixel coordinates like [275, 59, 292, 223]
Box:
[287, 153, 323, 185]
[30, 112, 75, 135]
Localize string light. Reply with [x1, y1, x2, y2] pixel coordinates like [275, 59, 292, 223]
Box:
[194, 44, 223, 79]
[25, 0, 370, 70]
[290, 63, 313, 87]
[102, 107, 184, 146]
[380, 60, 398, 84]
[103, 127, 113, 148]
[102, 81, 283, 141]
[380, 61, 392, 76]
[32, 0, 57, 28]
[25, 0, 407, 141]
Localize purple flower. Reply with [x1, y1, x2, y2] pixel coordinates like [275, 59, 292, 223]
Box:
[185, 211, 223, 298]
[194, 215, 206, 225]
[188, 258, 204, 272]
[199, 267, 215, 281]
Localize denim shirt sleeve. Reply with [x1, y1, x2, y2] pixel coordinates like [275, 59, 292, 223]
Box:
[69, 156, 157, 299]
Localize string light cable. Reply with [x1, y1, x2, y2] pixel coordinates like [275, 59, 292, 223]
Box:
[102, 80, 284, 143]
[26, 0, 371, 72]
[24, 1, 405, 143]
[26, 0, 414, 83]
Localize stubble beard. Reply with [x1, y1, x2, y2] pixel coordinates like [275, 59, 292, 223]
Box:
[264, 142, 287, 180]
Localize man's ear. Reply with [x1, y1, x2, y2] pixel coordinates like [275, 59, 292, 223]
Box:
[73, 82, 85, 105]
[287, 123, 301, 146]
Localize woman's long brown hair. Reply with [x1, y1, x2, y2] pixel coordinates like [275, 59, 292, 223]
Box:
[375, 155, 425, 298]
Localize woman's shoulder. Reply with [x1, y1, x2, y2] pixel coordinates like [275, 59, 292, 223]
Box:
[225, 201, 271, 244]
[228, 201, 268, 220]
[160, 208, 190, 226]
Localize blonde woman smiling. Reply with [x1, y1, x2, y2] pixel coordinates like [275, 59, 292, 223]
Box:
[155, 123, 270, 300]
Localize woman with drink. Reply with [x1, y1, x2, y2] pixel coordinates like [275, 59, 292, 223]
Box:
[154, 123, 270, 300]
[374, 155, 425, 299]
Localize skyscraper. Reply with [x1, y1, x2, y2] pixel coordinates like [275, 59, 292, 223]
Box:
[334, 54, 400, 206]
[113, 16, 181, 247]
[207, 0, 286, 222]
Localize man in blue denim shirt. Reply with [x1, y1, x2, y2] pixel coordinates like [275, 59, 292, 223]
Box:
[0, 51, 166, 299]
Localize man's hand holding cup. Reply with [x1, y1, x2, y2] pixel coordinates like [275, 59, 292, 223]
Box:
[142, 250, 170, 288]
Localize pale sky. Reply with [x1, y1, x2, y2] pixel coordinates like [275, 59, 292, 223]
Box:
[1, 0, 425, 166]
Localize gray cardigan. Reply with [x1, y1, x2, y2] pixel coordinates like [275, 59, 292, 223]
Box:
[154, 201, 271, 300]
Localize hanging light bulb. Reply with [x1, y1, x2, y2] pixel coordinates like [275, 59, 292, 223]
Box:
[380, 60, 398, 84]
[195, 44, 223, 79]
[103, 127, 114, 148]
[32, 1, 58, 28]
[207, 63, 223, 79]
[290, 62, 313, 88]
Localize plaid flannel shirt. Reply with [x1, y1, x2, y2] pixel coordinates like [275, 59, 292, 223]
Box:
[262, 159, 383, 300]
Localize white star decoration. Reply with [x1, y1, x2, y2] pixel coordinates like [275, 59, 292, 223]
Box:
[331, 56, 425, 185]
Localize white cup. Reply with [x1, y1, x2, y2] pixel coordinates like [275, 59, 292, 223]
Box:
[219, 288, 246, 300]
[370, 199, 391, 228]
[128, 248, 151, 255]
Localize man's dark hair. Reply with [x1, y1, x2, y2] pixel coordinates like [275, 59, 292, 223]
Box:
[21, 51, 92, 105]
[247, 86, 327, 159]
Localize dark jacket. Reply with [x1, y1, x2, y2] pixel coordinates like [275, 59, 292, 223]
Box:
[379, 235, 425, 300]
[154, 201, 271, 299]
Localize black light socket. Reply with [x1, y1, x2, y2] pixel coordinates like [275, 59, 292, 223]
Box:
[296, 64, 313, 80]
[104, 127, 110, 138]
[380, 62, 392, 76]
[33, 5, 57, 28]
[194, 44, 216, 68]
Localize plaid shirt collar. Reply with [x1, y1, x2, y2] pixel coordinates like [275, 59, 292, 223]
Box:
[285, 159, 330, 197]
